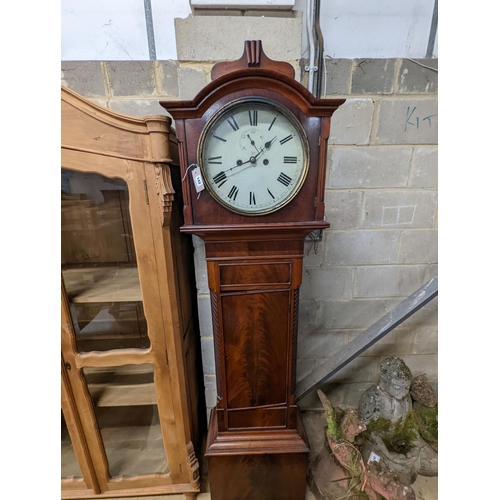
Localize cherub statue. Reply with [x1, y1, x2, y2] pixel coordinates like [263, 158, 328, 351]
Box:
[358, 357, 437, 485]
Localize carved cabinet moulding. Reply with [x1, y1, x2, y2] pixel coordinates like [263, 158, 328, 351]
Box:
[155, 164, 175, 224]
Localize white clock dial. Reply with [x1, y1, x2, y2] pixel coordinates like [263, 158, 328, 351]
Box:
[198, 98, 309, 215]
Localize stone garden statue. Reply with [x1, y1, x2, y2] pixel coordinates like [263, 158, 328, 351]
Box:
[358, 357, 438, 485]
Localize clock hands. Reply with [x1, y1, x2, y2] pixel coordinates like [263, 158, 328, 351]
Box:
[246, 133, 276, 154]
[210, 132, 278, 186]
[226, 157, 252, 172]
[251, 136, 277, 168]
[216, 146, 266, 176]
[253, 146, 266, 160]
[233, 135, 276, 175]
[225, 164, 254, 178]
[247, 134, 260, 155]
[264, 136, 277, 149]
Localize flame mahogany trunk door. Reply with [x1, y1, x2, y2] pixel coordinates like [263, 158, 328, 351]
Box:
[160, 40, 344, 500]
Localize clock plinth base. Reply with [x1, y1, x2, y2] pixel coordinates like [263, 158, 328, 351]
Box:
[205, 409, 310, 500]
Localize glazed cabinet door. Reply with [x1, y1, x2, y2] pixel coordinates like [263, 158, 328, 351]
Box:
[61, 357, 99, 496]
[60, 162, 180, 497]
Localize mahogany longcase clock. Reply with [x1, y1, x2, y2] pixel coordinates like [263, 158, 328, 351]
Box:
[161, 41, 344, 500]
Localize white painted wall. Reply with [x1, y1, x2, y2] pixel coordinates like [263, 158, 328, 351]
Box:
[319, 0, 436, 59]
[61, 0, 192, 60]
[61, 0, 437, 60]
[151, 0, 193, 60]
[62, 0, 152, 60]
[190, 0, 295, 8]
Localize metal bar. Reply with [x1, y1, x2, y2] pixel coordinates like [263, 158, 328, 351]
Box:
[426, 0, 438, 58]
[295, 275, 438, 401]
[143, 0, 156, 61]
[306, 0, 316, 93]
[313, 0, 324, 99]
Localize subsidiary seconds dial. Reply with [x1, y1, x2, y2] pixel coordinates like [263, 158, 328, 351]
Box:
[198, 98, 309, 215]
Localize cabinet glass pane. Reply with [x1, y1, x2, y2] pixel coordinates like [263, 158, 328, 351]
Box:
[61, 169, 149, 352]
[83, 364, 169, 478]
[61, 412, 83, 479]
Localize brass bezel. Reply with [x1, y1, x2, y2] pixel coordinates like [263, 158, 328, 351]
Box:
[197, 97, 310, 216]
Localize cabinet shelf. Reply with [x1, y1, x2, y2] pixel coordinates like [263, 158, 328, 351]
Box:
[88, 382, 156, 407]
[85, 365, 156, 407]
[62, 265, 142, 304]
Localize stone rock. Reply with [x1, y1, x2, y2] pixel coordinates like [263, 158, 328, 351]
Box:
[418, 441, 438, 476]
[307, 446, 351, 500]
[340, 407, 367, 443]
[410, 373, 437, 407]
[364, 462, 417, 500]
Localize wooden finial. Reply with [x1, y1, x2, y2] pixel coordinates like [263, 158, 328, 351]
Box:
[210, 40, 295, 81]
[245, 40, 262, 67]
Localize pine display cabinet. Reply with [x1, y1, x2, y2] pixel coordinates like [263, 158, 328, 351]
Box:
[61, 87, 203, 499]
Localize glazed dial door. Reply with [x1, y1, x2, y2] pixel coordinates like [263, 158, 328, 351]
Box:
[199, 98, 309, 215]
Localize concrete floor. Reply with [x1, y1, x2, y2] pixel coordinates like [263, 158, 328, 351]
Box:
[104, 410, 437, 500]
[107, 475, 436, 500]
[107, 487, 317, 500]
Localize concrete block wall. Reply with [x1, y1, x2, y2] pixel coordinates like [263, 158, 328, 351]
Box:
[299, 58, 438, 409]
[61, 55, 437, 413]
